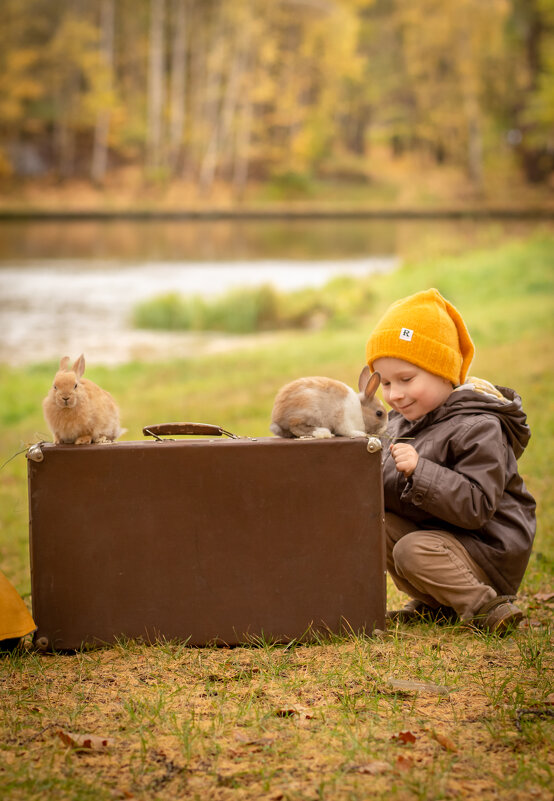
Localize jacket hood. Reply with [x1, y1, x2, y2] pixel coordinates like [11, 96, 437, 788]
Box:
[389, 384, 531, 459]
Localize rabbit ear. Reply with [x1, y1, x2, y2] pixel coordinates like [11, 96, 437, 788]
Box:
[72, 354, 86, 378]
[362, 370, 381, 400]
[358, 365, 371, 392]
[59, 356, 70, 371]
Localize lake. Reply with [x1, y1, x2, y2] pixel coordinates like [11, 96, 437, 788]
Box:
[0, 216, 548, 365]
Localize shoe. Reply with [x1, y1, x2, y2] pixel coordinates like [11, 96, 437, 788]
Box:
[472, 596, 523, 635]
[386, 599, 457, 624]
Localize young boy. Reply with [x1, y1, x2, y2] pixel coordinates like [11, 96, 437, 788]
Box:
[365, 288, 536, 634]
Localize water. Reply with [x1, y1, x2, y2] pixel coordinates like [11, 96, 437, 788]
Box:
[0, 216, 547, 365]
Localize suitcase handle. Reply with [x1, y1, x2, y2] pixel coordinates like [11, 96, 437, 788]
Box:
[143, 422, 239, 439]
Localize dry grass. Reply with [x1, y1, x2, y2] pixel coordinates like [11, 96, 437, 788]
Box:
[2, 610, 553, 801]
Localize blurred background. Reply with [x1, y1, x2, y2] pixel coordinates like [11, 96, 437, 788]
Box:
[0, 0, 553, 209]
[0, 0, 553, 365]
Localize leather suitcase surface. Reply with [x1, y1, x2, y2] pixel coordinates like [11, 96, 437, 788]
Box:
[27, 431, 385, 649]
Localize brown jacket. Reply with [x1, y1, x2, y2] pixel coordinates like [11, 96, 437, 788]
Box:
[382, 385, 536, 595]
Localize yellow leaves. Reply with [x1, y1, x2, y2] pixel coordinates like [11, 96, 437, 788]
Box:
[47, 15, 100, 66]
[0, 148, 13, 178]
[0, 49, 42, 123]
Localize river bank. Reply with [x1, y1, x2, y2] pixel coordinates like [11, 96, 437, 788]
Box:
[0, 257, 397, 366]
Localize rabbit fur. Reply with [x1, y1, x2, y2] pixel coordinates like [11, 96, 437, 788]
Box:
[43, 354, 122, 445]
[270, 366, 387, 439]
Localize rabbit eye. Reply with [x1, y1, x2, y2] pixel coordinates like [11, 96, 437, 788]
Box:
[53, 384, 57, 390]
[74, 383, 78, 389]
[376, 410, 384, 417]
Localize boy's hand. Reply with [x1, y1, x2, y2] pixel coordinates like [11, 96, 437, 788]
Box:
[390, 443, 419, 477]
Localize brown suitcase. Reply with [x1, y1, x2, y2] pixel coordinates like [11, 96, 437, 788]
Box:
[27, 425, 385, 650]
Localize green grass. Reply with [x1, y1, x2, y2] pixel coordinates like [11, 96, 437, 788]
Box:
[0, 232, 553, 800]
[132, 275, 378, 334]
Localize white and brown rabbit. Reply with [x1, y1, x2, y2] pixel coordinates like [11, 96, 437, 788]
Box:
[270, 366, 387, 439]
[43, 354, 122, 444]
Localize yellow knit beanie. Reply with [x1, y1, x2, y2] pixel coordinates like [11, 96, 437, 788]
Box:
[366, 288, 474, 386]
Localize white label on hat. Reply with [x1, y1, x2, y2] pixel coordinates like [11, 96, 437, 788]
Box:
[399, 328, 414, 341]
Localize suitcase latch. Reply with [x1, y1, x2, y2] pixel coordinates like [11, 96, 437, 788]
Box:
[366, 436, 382, 453]
[26, 443, 45, 462]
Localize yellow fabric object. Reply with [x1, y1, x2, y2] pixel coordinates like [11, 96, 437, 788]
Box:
[458, 376, 510, 403]
[0, 570, 36, 640]
[366, 288, 475, 386]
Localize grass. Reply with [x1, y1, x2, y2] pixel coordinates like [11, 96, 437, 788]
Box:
[1, 232, 553, 800]
[131, 275, 378, 335]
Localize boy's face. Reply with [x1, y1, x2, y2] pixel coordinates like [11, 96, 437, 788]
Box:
[373, 357, 453, 420]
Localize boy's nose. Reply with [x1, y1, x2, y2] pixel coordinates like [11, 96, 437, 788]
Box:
[389, 384, 404, 401]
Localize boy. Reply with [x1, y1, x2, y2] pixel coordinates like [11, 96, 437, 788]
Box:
[365, 288, 536, 634]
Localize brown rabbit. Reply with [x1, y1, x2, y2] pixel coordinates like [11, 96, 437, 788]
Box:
[270, 366, 387, 439]
[43, 354, 122, 445]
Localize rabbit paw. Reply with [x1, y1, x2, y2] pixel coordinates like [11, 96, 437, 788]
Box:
[312, 428, 334, 438]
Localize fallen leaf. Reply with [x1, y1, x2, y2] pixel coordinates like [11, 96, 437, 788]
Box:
[391, 730, 417, 745]
[533, 592, 554, 603]
[274, 704, 313, 720]
[234, 732, 276, 748]
[56, 729, 113, 751]
[395, 755, 414, 771]
[386, 678, 451, 695]
[353, 760, 390, 775]
[429, 730, 457, 752]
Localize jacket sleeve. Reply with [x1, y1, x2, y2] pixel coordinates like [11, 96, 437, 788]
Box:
[401, 416, 507, 530]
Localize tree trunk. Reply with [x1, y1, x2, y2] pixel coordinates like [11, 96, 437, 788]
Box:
[91, 0, 115, 185]
[233, 89, 254, 197]
[198, 5, 226, 193]
[466, 114, 483, 188]
[168, 0, 187, 173]
[218, 30, 248, 179]
[147, 0, 166, 173]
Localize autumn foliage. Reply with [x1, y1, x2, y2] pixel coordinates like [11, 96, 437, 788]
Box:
[0, 0, 553, 195]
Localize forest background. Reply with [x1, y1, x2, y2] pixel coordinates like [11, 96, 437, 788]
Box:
[0, 0, 553, 211]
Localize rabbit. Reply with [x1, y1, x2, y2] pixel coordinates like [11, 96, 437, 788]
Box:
[270, 366, 387, 439]
[43, 354, 122, 445]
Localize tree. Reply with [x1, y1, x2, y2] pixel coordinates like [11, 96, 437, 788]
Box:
[147, 0, 165, 173]
[91, 0, 115, 184]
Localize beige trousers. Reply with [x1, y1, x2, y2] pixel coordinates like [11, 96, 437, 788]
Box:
[386, 512, 497, 620]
